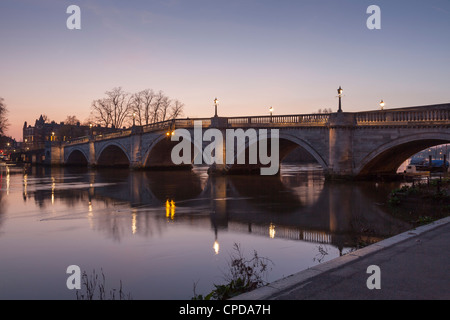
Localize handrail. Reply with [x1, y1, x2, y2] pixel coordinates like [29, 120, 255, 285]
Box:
[227, 113, 331, 126]
[142, 118, 212, 133]
[64, 136, 90, 145]
[356, 108, 450, 124]
[94, 129, 132, 141]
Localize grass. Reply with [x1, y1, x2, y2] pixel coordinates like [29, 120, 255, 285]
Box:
[75, 268, 132, 300]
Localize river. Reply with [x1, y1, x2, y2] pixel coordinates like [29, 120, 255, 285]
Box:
[0, 163, 413, 299]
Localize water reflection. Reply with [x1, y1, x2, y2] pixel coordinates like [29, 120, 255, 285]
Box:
[15, 165, 411, 252]
[0, 164, 418, 299]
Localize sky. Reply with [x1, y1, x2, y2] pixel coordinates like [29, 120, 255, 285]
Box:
[1, 0, 450, 140]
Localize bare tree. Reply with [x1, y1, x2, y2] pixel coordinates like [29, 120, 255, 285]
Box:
[64, 115, 80, 125]
[107, 87, 132, 128]
[130, 92, 143, 126]
[0, 97, 9, 135]
[316, 108, 333, 114]
[131, 89, 155, 126]
[90, 87, 185, 128]
[169, 99, 184, 119]
[151, 90, 167, 123]
[158, 95, 172, 122]
[91, 98, 112, 127]
[41, 114, 50, 123]
[90, 87, 132, 128]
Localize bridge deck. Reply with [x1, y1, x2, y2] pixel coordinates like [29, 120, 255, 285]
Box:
[64, 104, 450, 146]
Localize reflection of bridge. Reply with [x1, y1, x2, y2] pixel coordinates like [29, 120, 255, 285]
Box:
[48, 103, 450, 178]
[23, 167, 411, 251]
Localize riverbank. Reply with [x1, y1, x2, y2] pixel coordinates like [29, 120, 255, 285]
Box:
[234, 216, 450, 300]
[233, 179, 450, 300]
[388, 177, 450, 226]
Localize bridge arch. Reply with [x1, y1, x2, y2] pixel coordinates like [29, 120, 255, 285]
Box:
[142, 130, 203, 169]
[225, 130, 328, 173]
[356, 132, 450, 177]
[96, 142, 130, 167]
[65, 148, 89, 166]
[278, 132, 328, 168]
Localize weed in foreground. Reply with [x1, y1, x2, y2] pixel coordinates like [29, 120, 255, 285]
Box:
[75, 268, 132, 300]
[192, 243, 273, 300]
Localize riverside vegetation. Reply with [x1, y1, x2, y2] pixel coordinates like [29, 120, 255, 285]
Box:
[75, 269, 132, 300]
[388, 177, 450, 225]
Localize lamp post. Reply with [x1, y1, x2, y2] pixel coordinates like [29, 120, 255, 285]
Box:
[133, 112, 136, 126]
[337, 86, 343, 112]
[51, 132, 55, 142]
[380, 100, 385, 110]
[214, 98, 219, 117]
[269, 106, 273, 122]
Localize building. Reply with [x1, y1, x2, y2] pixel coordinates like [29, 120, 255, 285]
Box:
[22, 115, 119, 150]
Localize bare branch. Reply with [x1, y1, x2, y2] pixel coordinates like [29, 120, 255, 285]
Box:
[0, 97, 10, 135]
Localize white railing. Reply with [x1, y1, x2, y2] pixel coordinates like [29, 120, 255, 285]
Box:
[94, 129, 132, 141]
[227, 113, 331, 126]
[356, 107, 450, 125]
[142, 118, 211, 133]
[64, 136, 90, 145]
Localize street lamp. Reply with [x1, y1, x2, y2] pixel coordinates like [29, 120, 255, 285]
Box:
[337, 86, 343, 112]
[380, 100, 385, 110]
[214, 98, 219, 117]
[269, 106, 273, 123]
[51, 132, 55, 142]
[133, 112, 136, 126]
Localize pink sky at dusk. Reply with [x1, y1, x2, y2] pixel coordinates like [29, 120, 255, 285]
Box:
[1, 0, 449, 140]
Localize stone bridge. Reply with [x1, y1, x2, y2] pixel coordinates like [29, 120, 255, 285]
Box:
[47, 103, 450, 178]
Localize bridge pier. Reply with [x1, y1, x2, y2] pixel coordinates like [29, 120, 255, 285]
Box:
[206, 117, 230, 175]
[43, 142, 64, 166]
[326, 112, 356, 179]
[88, 140, 96, 167]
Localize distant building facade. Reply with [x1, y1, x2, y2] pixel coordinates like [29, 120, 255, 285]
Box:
[23, 115, 119, 150]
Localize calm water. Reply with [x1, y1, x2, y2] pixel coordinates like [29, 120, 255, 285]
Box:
[0, 164, 412, 299]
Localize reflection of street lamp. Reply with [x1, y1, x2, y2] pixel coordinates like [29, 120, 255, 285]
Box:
[380, 100, 385, 110]
[337, 86, 343, 112]
[214, 98, 219, 117]
[213, 240, 219, 255]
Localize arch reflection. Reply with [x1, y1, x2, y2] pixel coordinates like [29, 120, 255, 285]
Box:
[18, 165, 413, 253]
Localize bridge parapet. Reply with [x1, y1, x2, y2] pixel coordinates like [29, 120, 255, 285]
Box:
[356, 104, 450, 126]
[93, 129, 133, 141]
[142, 118, 212, 133]
[227, 113, 330, 127]
[65, 136, 90, 145]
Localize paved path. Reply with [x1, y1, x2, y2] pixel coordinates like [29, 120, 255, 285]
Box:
[234, 216, 450, 300]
